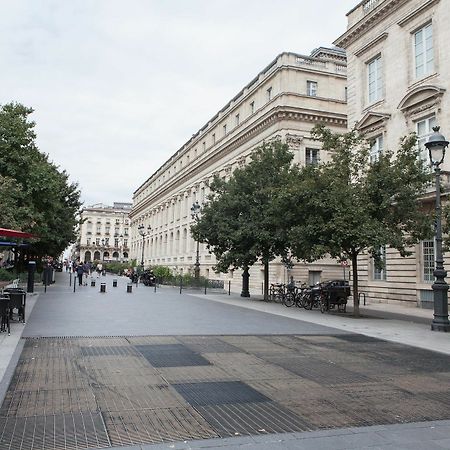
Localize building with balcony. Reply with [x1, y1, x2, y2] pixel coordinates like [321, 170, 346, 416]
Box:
[130, 49, 348, 291]
[78, 202, 132, 263]
[335, 0, 450, 307]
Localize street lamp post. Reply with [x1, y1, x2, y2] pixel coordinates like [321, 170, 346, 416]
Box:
[191, 201, 201, 280]
[138, 224, 151, 267]
[425, 126, 450, 332]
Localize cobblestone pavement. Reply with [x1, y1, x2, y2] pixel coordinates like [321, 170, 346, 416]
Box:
[0, 273, 449, 450]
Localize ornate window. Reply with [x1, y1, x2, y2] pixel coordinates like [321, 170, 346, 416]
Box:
[416, 115, 436, 162]
[422, 240, 435, 283]
[306, 81, 317, 97]
[414, 23, 433, 79]
[370, 135, 383, 163]
[373, 246, 386, 280]
[305, 148, 320, 166]
[367, 55, 382, 103]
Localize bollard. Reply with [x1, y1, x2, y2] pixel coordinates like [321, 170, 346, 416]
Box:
[127, 283, 132, 293]
[91, 278, 96, 287]
[228, 280, 231, 296]
[113, 279, 118, 287]
[69, 271, 72, 287]
[100, 282, 106, 293]
[27, 261, 36, 293]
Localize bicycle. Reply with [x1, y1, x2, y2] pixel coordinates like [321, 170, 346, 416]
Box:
[269, 283, 286, 303]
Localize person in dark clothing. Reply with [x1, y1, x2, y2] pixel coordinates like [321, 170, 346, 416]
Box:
[76, 263, 84, 286]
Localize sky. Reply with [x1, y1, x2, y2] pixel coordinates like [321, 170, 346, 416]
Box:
[1, 0, 357, 207]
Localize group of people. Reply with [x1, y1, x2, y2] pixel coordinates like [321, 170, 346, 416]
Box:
[69, 261, 105, 286]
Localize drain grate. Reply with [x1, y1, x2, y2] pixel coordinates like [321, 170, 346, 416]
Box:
[172, 381, 270, 407]
[195, 401, 313, 437]
[135, 344, 211, 368]
[0, 412, 110, 450]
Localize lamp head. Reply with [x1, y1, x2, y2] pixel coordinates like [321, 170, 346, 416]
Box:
[426, 126, 449, 166]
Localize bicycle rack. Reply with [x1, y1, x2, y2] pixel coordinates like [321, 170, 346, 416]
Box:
[358, 292, 366, 306]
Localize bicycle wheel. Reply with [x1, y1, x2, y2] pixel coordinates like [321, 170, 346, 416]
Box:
[304, 292, 313, 310]
[269, 286, 276, 302]
[284, 292, 295, 307]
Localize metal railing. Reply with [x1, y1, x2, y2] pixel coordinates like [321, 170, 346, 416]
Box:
[363, 0, 381, 14]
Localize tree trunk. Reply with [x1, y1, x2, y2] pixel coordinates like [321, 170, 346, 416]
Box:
[241, 266, 250, 297]
[263, 260, 269, 301]
[351, 251, 360, 317]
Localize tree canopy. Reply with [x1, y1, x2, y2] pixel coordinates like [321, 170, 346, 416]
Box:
[0, 102, 82, 260]
[287, 125, 432, 315]
[191, 141, 297, 298]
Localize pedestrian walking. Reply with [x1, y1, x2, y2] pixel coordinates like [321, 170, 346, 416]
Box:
[76, 263, 84, 286]
[82, 262, 90, 286]
[96, 262, 103, 278]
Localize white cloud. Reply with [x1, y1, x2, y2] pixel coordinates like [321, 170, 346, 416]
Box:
[0, 0, 356, 206]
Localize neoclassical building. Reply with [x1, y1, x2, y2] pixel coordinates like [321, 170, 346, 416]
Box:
[130, 48, 349, 292]
[335, 0, 450, 306]
[78, 202, 132, 263]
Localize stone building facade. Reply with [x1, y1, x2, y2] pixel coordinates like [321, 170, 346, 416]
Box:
[130, 49, 348, 292]
[335, 0, 450, 306]
[78, 202, 132, 264]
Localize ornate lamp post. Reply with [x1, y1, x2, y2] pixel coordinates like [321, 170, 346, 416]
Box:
[425, 126, 450, 332]
[138, 224, 151, 267]
[191, 201, 201, 280]
[100, 238, 105, 261]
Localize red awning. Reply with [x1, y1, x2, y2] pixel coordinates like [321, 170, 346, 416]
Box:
[0, 228, 36, 239]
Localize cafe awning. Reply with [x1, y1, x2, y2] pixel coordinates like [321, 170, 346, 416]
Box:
[0, 228, 36, 239]
[0, 241, 30, 247]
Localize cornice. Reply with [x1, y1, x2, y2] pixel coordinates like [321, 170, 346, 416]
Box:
[397, 0, 439, 27]
[130, 106, 347, 219]
[354, 32, 388, 57]
[334, 0, 409, 49]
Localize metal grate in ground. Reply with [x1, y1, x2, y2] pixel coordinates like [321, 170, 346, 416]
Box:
[93, 385, 189, 411]
[0, 412, 110, 450]
[176, 336, 240, 354]
[195, 402, 313, 437]
[172, 381, 271, 407]
[266, 356, 372, 384]
[1, 334, 450, 450]
[135, 344, 211, 367]
[102, 407, 218, 446]
[80, 346, 139, 357]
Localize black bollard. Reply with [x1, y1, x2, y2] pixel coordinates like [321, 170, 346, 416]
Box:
[27, 261, 36, 293]
[127, 283, 132, 293]
[113, 279, 118, 287]
[69, 271, 72, 287]
[100, 283, 106, 293]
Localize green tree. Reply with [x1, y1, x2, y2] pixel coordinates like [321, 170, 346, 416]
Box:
[0, 102, 82, 262]
[288, 125, 432, 316]
[191, 140, 296, 299]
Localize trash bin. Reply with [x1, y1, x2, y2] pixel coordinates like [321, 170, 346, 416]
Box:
[4, 288, 26, 323]
[127, 283, 132, 293]
[91, 278, 96, 287]
[100, 283, 106, 293]
[113, 279, 118, 287]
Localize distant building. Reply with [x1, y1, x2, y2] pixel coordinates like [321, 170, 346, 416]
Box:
[335, 0, 450, 306]
[78, 202, 132, 263]
[130, 49, 348, 291]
